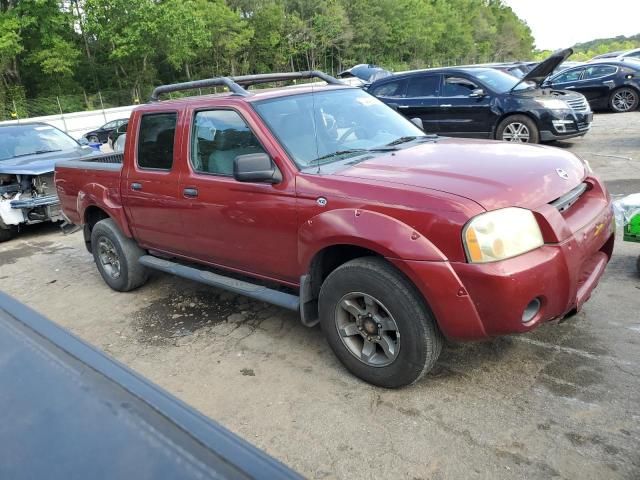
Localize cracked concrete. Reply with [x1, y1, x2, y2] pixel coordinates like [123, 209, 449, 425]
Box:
[0, 111, 639, 479]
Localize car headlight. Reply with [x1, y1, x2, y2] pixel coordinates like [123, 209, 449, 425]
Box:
[463, 207, 544, 263]
[535, 98, 570, 110]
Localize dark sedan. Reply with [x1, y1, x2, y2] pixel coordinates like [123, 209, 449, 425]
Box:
[543, 59, 640, 112]
[83, 118, 128, 144]
[368, 49, 592, 144]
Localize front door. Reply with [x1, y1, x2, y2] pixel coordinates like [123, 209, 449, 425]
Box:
[437, 75, 493, 138]
[122, 111, 188, 255]
[177, 107, 299, 283]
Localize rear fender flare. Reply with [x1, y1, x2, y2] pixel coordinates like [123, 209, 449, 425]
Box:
[77, 183, 132, 238]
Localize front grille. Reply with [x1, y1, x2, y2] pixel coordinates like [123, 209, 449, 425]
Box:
[566, 96, 589, 112]
[550, 182, 588, 213]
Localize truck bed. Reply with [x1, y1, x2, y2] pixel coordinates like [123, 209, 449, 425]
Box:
[55, 152, 124, 225]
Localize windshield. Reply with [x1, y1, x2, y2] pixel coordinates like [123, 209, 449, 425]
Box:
[473, 69, 534, 93]
[252, 89, 426, 168]
[0, 124, 79, 161]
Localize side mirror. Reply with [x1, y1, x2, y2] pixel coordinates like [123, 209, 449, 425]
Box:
[410, 117, 424, 130]
[77, 137, 89, 146]
[233, 153, 281, 184]
[469, 88, 486, 98]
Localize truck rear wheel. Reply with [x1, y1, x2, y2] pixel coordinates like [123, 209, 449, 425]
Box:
[0, 226, 18, 243]
[318, 257, 442, 388]
[91, 218, 148, 292]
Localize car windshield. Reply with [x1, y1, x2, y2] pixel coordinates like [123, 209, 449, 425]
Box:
[0, 124, 78, 161]
[473, 69, 534, 92]
[252, 88, 426, 168]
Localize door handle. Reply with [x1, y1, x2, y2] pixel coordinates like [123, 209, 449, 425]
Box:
[440, 104, 452, 107]
[131, 182, 142, 191]
[565, 86, 575, 89]
[183, 187, 198, 198]
[397, 105, 409, 109]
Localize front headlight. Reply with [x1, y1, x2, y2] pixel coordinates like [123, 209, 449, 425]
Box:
[463, 207, 544, 263]
[535, 98, 570, 110]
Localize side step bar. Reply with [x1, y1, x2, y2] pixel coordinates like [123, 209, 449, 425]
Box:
[138, 255, 300, 312]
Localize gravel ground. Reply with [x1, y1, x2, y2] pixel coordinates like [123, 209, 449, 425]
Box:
[1, 111, 639, 479]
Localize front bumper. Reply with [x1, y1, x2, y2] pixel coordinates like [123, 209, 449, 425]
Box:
[540, 110, 592, 142]
[10, 194, 59, 209]
[394, 198, 614, 341]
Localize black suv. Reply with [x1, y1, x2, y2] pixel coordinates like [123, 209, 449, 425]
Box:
[368, 49, 592, 143]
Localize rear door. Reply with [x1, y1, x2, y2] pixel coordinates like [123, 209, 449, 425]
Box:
[121, 111, 187, 254]
[577, 64, 618, 105]
[437, 74, 493, 138]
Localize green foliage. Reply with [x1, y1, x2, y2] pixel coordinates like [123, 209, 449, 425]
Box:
[1, 0, 541, 107]
[533, 34, 640, 62]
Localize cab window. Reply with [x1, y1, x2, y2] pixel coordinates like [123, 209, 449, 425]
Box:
[442, 76, 478, 96]
[406, 75, 439, 98]
[583, 65, 617, 79]
[370, 80, 406, 98]
[553, 68, 585, 83]
[137, 112, 177, 170]
[191, 110, 266, 176]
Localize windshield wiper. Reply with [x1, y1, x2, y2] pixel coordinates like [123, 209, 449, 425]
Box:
[313, 147, 398, 165]
[11, 149, 62, 158]
[386, 135, 438, 146]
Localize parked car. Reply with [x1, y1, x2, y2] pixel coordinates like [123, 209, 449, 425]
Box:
[107, 120, 128, 148]
[553, 61, 585, 74]
[368, 48, 593, 143]
[0, 291, 301, 480]
[337, 63, 392, 84]
[543, 59, 640, 112]
[591, 48, 640, 61]
[56, 71, 614, 388]
[0, 122, 95, 242]
[83, 118, 128, 144]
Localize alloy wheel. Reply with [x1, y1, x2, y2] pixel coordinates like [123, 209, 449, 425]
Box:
[334, 292, 400, 367]
[97, 237, 121, 279]
[502, 122, 530, 142]
[612, 89, 637, 112]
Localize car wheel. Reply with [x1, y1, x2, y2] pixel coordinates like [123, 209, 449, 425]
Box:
[0, 226, 19, 243]
[609, 87, 639, 113]
[91, 218, 148, 292]
[496, 115, 540, 144]
[87, 134, 100, 144]
[319, 257, 443, 388]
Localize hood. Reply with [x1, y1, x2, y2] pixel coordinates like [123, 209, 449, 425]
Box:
[0, 146, 96, 175]
[338, 64, 392, 83]
[334, 138, 586, 211]
[515, 48, 573, 88]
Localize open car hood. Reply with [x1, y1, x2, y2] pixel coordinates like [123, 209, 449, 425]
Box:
[518, 48, 573, 86]
[337, 64, 392, 83]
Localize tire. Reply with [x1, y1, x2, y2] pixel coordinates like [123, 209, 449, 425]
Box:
[90, 218, 148, 291]
[0, 225, 18, 243]
[496, 115, 540, 144]
[609, 87, 639, 113]
[318, 257, 443, 388]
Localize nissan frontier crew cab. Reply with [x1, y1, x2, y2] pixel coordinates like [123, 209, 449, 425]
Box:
[55, 72, 614, 388]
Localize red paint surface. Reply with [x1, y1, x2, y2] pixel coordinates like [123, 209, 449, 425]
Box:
[55, 86, 614, 340]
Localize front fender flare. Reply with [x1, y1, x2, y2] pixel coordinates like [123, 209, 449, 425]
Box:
[299, 208, 446, 270]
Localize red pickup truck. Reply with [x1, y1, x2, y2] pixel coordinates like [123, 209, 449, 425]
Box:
[55, 72, 614, 388]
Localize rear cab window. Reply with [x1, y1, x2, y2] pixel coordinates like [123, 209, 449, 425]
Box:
[137, 112, 177, 170]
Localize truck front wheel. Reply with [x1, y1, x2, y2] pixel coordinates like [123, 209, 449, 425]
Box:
[318, 257, 442, 388]
[91, 218, 148, 292]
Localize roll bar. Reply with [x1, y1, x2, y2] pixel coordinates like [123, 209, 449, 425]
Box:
[149, 71, 343, 101]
